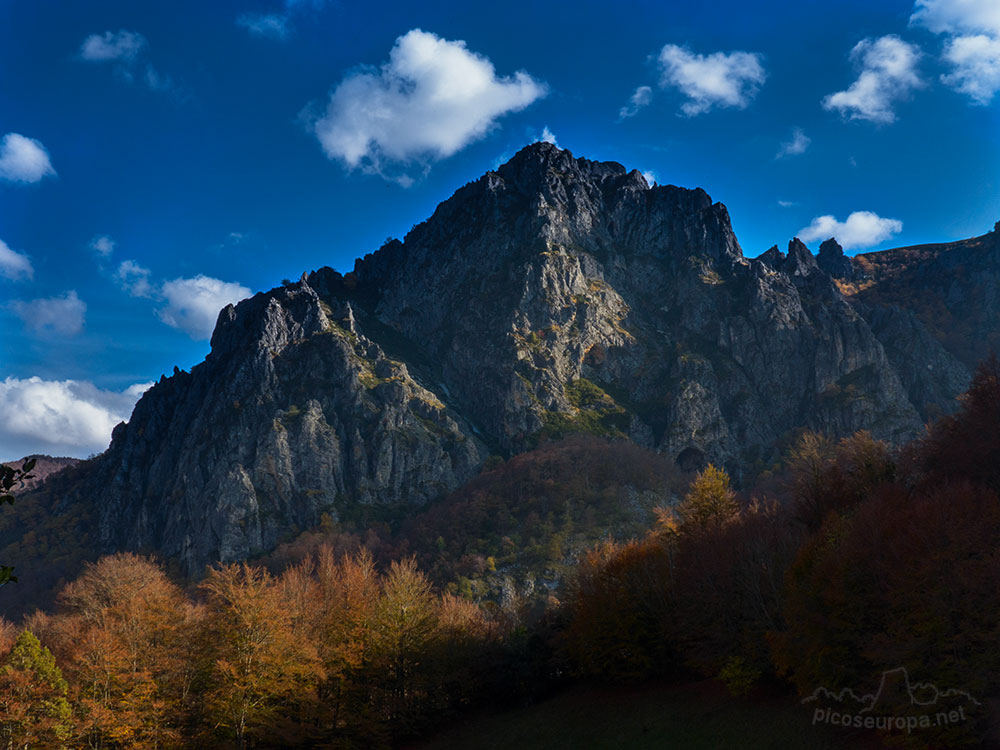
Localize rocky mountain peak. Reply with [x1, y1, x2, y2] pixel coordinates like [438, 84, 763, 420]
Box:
[757, 245, 784, 269]
[784, 237, 819, 276]
[817, 237, 854, 280]
[11, 144, 978, 578]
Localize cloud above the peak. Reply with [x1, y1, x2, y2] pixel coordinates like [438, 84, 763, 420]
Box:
[0, 377, 152, 460]
[911, 0, 1000, 104]
[910, 0, 1000, 36]
[0, 238, 33, 281]
[822, 35, 923, 123]
[0, 133, 56, 183]
[9, 291, 87, 336]
[798, 211, 903, 250]
[306, 29, 546, 184]
[157, 275, 251, 340]
[102, 238, 250, 340]
[657, 45, 766, 116]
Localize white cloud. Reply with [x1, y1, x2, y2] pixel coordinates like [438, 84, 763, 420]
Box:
[539, 126, 558, 146]
[822, 35, 923, 123]
[79, 30, 147, 62]
[940, 34, 1000, 103]
[657, 45, 766, 116]
[797, 211, 903, 250]
[114, 260, 154, 298]
[9, 291, 86, 336]
[90, 234, 115, 258]
[0, 239, 33, 281]
[308, 29, 546, 184]
[642, 170, 657, 186]
[776, 127, 811, 158]
[0, 133, 56, 183]
[79, 30, 176, 95]
[237, 13, 290, 40]
[910, 0, 1000, 36]
[0, 377, 151, 460]
[619, 85, 653, 118]
[105, 257, 251, 339]
[157, 275, 251, 340]
[911, 0, 1000, 104]
[778, 199, 797, 208]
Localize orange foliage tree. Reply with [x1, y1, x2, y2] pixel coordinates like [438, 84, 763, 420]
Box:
[200, 563, 323, 749]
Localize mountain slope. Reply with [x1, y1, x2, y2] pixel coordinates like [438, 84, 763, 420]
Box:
[0, 143, 977, 581]
[847, 222, 1000, 371]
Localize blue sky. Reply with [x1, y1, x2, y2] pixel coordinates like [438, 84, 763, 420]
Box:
[0, 0, 998, 459]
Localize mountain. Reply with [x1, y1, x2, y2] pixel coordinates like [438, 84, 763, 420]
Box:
[0, 143, 986, 583]
[1, 455, 79, 492]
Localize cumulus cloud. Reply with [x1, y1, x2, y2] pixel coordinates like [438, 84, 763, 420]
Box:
[642, 170, 657, 186]
[657, 45, 766, 116]
[114, 260, 154, 298]
[0, 377, 152, 460]
[939, 34, 1000, 103]
[776, 127, 811, 158]
[236, 13, 290, 40]
[9, 291, 86, 336]
[104, 254, 251, 339]
[539, 127, 558, 146]
[89, 234, 115, 258]
[910, 0, 1000, 36]
[0, 239, 33, 281]
[822, 35, 923, 123]
[798, 211, 903, 250]
[912, 0, 1000, 104]
[157, 275, 251, 340]
[619, 85, 653, 119]
[307, 29, 546, 184]
[0, 133, 56, 183]
[79, 30, 176, 94]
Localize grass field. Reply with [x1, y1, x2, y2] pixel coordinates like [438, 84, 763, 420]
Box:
[411, 679, 885, 750]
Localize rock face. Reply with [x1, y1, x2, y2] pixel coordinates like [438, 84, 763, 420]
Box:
[24, 143, 980, 574]
[77, 283, 486, 573]
[817, 238, 854, 280]
[850, 223, 1000, 372]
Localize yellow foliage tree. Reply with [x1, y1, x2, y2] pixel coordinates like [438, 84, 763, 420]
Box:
[676, 464, 740, 531]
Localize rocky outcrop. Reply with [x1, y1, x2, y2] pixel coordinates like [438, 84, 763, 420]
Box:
[74, 279, 485, 573]
[817, 238, 854, 280]
[11, 143, 982, 574]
